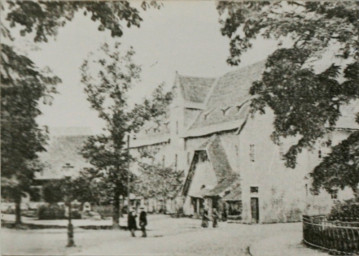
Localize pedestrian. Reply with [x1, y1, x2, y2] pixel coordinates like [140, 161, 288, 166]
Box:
[127, 208, 137, 237]
[139, 206, 147, 237]
[212, 208, 219, 228]
[222, 204, 228, 222]
[201, 208, 209, 228]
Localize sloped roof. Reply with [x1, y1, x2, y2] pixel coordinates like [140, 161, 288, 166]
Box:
[183, 135, 239, 197]
[187, 61, 265, 133]
[188, 99, 251, 133]
[205, 135, 235, 183]
[222, 180, 242, 201]
[36, 135, 90, 180]
[207, 61, 265, 107]
[178, 75, 215, 103]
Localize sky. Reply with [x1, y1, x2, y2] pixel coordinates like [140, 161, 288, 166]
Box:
[12, 1, 279, 135]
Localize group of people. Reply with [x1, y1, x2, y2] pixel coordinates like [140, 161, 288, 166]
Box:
[127, 206, 147, 237]
[201, 208, 220, 228]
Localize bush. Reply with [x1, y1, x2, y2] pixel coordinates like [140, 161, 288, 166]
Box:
[38, 204, 65, 220]
[42, 180, 65, 204]
[328, 199, 359, 222]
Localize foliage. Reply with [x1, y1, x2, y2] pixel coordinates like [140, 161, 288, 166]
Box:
[38, 204, 65, 220]
[80, 42, 174, 224]
[1, 0, 159, 225]
[128, 83, 173, 132]
[135, 162, 184, 201]
[328, 199, 359, 222]
[1, 43, 60, 224]
[217, 1, 359, 195]
[42, 180, 64, 204]
[217, 1, 359, 166]
[4, 1, 160, 42]
[80, 42, 141, 226]
[311, 131, 359, 198]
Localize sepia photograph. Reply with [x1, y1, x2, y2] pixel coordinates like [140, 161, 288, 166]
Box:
[1, 1, 359, 255]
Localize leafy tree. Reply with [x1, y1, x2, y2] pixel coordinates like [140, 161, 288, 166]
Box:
[135, 162, 184, 213]
[1, 44, 60, 224]
[80, 42, 142, 228]
[312, 130, 359, 200]
[217, 1, 359, 195]
[1, 0, 159, 225]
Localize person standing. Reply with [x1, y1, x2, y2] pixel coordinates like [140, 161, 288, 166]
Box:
[212, 208, 219, 228]
[139, 206, 147, 237]
[127, 208, 137, 237]
[201, 208, 209, 228]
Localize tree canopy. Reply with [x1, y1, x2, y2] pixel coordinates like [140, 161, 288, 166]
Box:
[1, 0, 159, 224]
[217, 1, 359, 196]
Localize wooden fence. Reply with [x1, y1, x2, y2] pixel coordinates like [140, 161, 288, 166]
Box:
[302, 215, 359, 255]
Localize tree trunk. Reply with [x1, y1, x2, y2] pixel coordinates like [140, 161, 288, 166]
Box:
[112, 188, 120, 229]
[163, 197, 167, 214]
[353, 186, 359, 202]
[15, 195, 22, 225]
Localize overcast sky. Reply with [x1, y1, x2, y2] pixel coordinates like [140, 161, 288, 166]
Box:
[14, 1, 278, 135]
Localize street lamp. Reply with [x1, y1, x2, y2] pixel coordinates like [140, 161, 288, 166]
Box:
[63, 163, 75, 247]
[127, 134, 130, 211]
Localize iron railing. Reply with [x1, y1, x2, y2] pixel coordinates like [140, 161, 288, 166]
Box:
[302, 215, 359, 255]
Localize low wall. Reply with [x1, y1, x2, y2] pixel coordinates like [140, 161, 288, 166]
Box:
[302, 215, 359, 254]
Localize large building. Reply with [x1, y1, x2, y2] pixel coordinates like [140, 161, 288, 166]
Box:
[129, 61, 358, 223]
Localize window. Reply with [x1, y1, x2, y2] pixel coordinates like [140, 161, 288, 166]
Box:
[249, 144, 255, 162]
[318, 150, 322, 159]
[176, 121, 179, 135]
[175, 154, 178, 169]
[330, 189, 338, 200]
[250, 186, 259, 193]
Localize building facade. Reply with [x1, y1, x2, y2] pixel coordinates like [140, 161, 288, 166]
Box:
[129, 61, 358, 223]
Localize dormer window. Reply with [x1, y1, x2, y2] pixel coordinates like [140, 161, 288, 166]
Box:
[221, 106, 231, 116]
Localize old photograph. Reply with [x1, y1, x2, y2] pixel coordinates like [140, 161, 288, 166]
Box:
[1, 1, 359, 255]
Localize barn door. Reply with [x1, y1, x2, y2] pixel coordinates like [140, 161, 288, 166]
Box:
[250, 197, 259, 223]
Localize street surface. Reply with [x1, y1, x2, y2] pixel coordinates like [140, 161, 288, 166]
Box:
[2, 215, 328, 256]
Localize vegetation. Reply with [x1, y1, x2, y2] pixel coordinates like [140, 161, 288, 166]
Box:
[1, 0, 159, 225]
[328, 199, 359, 222]
[135, 162, 184, 214]
[217, 1, 359, 197]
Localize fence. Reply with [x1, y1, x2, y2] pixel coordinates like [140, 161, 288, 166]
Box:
[302, 215, 359, 255]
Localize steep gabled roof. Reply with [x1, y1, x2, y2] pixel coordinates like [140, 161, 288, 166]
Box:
[206, 61, 265, 107]
[185, 61, 265, 135]
[178, 75, 215, 104]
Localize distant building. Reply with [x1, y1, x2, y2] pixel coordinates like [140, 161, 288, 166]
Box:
[130, 61, 359, 223]
[34, 128, 91, 200]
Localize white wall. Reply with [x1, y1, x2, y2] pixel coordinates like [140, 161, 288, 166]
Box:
[238, 109, 355, 223]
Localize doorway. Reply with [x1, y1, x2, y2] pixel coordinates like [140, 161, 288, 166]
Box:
[250, 197, 259, 223]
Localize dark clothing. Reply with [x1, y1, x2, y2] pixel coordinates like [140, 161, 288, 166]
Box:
[139, 211, 147, 226]
[127, 212, 137, 237]
[201, 210, 209, 228]
[139, 211, 147, 237]
[212, 209, 219, 228]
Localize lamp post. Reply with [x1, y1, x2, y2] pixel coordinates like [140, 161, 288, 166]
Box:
[127, 134, 130, 211]
[63, 163, 75, 247]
